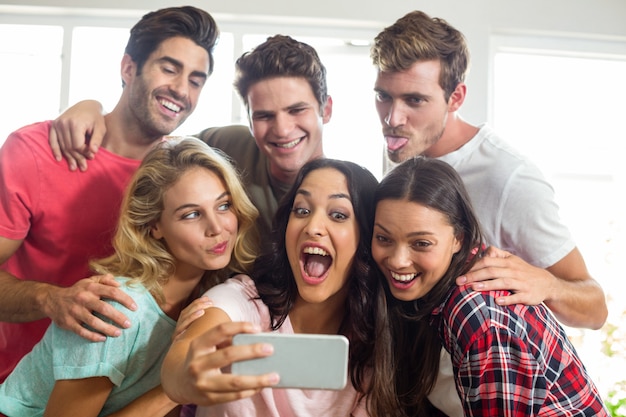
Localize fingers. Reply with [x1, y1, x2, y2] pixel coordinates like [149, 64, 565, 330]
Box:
[174, 296, 213, 341]
[46, 275, 138, 341]
[48, 123, 63, 162]
[92, 275, 138, 312]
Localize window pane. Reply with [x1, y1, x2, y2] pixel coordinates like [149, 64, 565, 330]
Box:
[493, 51, 626, 397]
[0, 24, 63, 146]
[69, 26, 130, 111]
[172, 32, 235, 136]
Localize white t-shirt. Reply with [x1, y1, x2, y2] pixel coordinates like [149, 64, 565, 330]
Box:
[430, 124, 575, 417]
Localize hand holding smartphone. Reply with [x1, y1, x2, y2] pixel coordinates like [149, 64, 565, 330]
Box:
[231, 333, 349, 390]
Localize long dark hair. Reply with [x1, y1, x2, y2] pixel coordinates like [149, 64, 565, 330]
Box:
[252, 158, 385, 396]
[369, 157, 485, 416]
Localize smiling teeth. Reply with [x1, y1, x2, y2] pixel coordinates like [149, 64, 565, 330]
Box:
[277, 138, 302, 149]
[391, 271, 417, 282]
[304, 247, 329, 256]
[159, 99, 181, 113]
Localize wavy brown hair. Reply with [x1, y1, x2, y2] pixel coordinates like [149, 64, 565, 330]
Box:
[371, 10, 470, 101]
[252, 158, 387, 399]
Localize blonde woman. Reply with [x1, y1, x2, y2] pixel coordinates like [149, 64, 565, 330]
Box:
[0, 137, 258, 417]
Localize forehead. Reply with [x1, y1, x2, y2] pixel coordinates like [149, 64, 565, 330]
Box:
[375, 199, 450, 229]
[375, 60, 443, 93]
[298, 167, 350, 197]
[247, 76, 317, 109]
[164, 167, 226, 202]
[147, 36, 210, 71]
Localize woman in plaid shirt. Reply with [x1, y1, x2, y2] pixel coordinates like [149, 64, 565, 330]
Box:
[367, 156, 608, 417]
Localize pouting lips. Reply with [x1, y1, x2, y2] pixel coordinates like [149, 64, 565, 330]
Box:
[303, 247, 332, 277]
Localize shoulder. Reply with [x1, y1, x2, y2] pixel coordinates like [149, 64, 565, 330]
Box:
[196, 125, 255, 149]
[442, 286, 513, 344]
[1, 121, 54, 162]
[203, 274, 270, 327]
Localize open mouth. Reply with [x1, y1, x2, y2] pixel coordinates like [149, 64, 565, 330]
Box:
[390, 271, 419, 284]
[273, 136, 304, 149]
[159, 98, 182, 113]
[302, 246, 332, 279]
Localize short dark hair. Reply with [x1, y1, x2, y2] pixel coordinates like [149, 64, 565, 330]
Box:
[234, 35, 328, 110]
[125, 6, 219, 76]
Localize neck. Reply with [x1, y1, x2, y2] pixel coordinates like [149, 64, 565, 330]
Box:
[425, 113, 479, 158]
[289, 293, 346, 335]
[160, 272, 205, 320]
[100, 108, 164, 160]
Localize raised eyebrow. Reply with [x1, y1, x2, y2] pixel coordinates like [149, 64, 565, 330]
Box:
[173, 191, 231, 213]
[295, 189, 351, 201]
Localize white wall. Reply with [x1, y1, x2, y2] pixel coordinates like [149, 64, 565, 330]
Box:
[2, 0, 626, 124]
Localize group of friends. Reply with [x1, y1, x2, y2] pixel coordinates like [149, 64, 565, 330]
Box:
[0, 5, 610, 417]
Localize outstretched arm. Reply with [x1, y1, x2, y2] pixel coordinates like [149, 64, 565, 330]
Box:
[456, 246, 607, 329]
[49, 99, 107, 171]
[162, 309, 278, 406]
[0, 236, 137, 341]
[45, 377, 179, 417]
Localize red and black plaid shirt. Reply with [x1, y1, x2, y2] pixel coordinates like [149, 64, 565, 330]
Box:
[432, 286, 608, 416]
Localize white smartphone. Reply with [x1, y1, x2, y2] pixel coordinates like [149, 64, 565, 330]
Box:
[231, 333, 349, 390]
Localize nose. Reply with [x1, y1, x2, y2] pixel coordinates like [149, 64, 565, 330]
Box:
[383, 101, 406, 128]
[204, 213, 224, 237]
[272, 112, 294, 138]
[169, 74, 189, 100]
[304, 211, 327, 238]
[386, 245, 412, 270]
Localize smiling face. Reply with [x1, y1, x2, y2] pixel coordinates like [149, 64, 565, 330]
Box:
[247, 76, 331, 184]
[285, 167, 359, 307]
[374, 60, 453, 162]
[371, 199, 461, 302]
[124, 36, 210, 138]
[151, 167, 238, 281]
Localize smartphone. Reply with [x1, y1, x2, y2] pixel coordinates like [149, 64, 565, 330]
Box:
[231, 333, 349, 390]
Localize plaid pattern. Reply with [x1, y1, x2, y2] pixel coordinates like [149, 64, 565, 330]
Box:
[432, 286, 608, 416]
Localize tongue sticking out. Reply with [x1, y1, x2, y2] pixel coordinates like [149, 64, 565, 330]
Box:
[305, 254, 332, 277]
[386, 136, 408, 152]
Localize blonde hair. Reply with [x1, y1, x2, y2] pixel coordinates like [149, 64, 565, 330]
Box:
[91, 137, 259, 303]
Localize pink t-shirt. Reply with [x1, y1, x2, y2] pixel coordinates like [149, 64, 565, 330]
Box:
[197, 275, 369, 417]
[0, 121, 141, 382]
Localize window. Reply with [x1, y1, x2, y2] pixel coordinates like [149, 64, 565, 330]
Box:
[491, 33, 626, 399]
[0, 11, 382, 178]
[0, 24, 63, 143]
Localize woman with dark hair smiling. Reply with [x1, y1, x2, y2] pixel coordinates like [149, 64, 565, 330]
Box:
[162, 158, 385, 416]
[368, 156, 608, 417]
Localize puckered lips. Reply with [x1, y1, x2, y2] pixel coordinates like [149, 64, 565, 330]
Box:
[300, 244, 332, 285]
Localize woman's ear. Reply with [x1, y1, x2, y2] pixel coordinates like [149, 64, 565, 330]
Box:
[453, 233, 463, 254]
[151, 222, 163, 240]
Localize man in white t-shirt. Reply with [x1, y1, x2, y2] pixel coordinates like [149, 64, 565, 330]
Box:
[371, 10, 607, 416]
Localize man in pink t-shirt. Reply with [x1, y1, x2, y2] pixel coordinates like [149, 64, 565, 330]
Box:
[0, 6, 218, 382]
